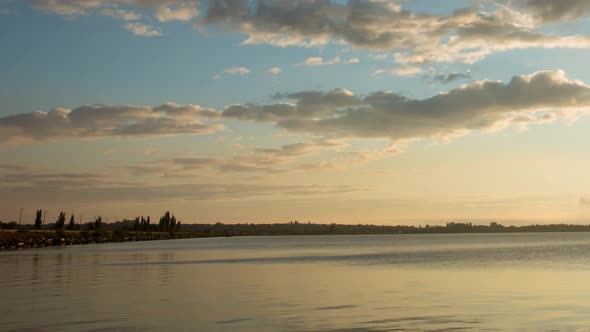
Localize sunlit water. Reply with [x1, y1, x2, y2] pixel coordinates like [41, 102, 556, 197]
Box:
[3, 233, 590, 331]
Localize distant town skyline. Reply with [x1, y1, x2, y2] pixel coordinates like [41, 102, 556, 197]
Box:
[1, 0, 590, 224]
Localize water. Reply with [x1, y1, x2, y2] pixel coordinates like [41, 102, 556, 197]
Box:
[2, 233, 590, 331]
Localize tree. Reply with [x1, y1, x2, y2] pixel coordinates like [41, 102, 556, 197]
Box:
[94, 216, 102, 230]
[159, 212, 169, 232]
[170, 215, 177, 233]
[68, 214, 75, 230]
[159, 211, 177, 233]
[34, 209, 42, 230]
[55, 212, 66, 230]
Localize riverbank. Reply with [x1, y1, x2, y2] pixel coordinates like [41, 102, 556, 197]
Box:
[0, 230, 216, 250]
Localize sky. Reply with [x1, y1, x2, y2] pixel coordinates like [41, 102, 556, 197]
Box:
[1, 0, 590, 225]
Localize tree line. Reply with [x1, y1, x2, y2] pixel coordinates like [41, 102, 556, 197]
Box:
[3, 215, 590, 236]
[1, 210, 181, 233]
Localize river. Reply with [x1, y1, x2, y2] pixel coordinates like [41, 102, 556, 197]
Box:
[2, 233, 590, 331]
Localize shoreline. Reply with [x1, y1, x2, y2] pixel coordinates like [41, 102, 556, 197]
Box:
[4, 227, 590, 251]
[0, 230, 218, 251]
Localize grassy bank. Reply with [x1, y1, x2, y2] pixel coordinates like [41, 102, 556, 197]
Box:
[0, 229, 216, 250]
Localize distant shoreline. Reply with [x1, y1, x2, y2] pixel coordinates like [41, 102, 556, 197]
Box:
[0, 230, 219, 251]
[3, 221, 590, 250]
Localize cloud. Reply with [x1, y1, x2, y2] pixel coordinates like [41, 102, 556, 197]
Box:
[155, 2, 199, 22]
[29, 0, 200, 39]
[30, 0, 200, 21]
[430, 72, 472, 84]
[224, 66, 251, 75]
[373, 66, 423, 77]
[302, 56, 341, 66]
[223, 70, 590, 142]
[124, 22, 162, 36]
[369, 53, 389, 61]
[0, 169, 140, 188]
[268, 67, 282, 75]
[126, 142, 324, 177]
[519, 0, 590, 23]
[300, 56, 359, 66]
[201, 1, 590, 65]
[27, 1, 590, 64]
[6, 70, 590, 154]
[0, 165, 359, 203]
[223, 88, 357, 121]
[100, 8, 141, 21]
[127, 157, 221, 177]
[0, 103, 223, 144]
[254, 143, 318, 158]
[0, 181, 358, 204]
[154, 102, 220, 120]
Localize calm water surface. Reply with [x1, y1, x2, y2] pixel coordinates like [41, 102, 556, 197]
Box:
[2, 233, 590, 331]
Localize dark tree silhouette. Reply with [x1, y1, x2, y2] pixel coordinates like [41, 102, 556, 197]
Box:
[94, 216, 103, 230]
[34, 209, 43, 230]
[133, 217, 140, 231]
[55, 212, 66, 230]
[159, 211, 177, 233]
[170, 215, 177, 232]
[68, 214, 75, 230]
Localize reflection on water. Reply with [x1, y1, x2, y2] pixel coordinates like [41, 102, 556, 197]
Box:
[2, 233, 590, 331]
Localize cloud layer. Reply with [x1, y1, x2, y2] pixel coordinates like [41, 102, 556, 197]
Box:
[0, 103, 222, 143]
[202, 0, 590, 65]
[0, 165, 357, 203]
[222, 70, 590, 141]
[30, 0, 200, 36]
[2, 70, 590, 146]
[520, 0, 590, 23]
[23, 1, 590, 64]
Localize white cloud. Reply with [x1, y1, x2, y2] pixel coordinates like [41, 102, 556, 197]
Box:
[224, 66, 251, 75]
[303, 56, 340, 66]
[268, 67, 282, 75]
[29, 0, 200, 36]
[301, 56, 359, 66]
[155, 2, 199, 22]
[30, 0, 200, 20]
[100, 8, 141, 21]
[369, 53, 389, 61]
[373, 66, 423, 77]
[124, 22, 162, 37]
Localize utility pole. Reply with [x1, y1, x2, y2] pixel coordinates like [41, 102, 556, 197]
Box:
[79, 214, 83, 230]
[43, 210, 47, 226]
[19, 208, 23, 227]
